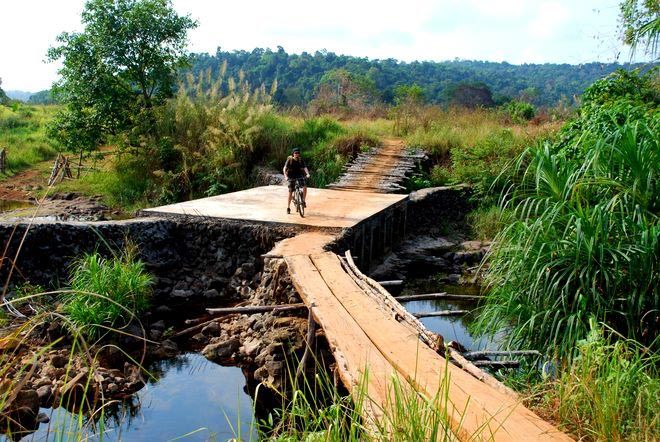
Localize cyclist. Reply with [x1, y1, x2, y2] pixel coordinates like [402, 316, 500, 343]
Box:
[283, 148, 310, 214]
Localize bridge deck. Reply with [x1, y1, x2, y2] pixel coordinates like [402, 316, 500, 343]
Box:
[140, 185, 407, 229]
[285, 249, 570, 440]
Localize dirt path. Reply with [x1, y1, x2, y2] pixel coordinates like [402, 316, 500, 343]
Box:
[328, 138, 419, 193]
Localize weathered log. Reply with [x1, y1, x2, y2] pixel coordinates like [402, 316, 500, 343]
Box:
[446, 346, 519, 399]
[375, 280, 403, 287]
[341, 252, 443, 351]
[296, 303, 317, 382]
[206, 303, 306, 315]
[395, 293, 483, 302]
[464, 350, 541, 359]
[413, 310, 468, 318]
[472, 360, 520, 368]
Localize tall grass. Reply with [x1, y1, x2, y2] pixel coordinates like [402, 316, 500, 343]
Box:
[544, 321, 659, 440]
[256, 349, 497, 441]
[0, 104, 60, 177]
[474, 115, 659, 358]
[61, 246, 153, 338]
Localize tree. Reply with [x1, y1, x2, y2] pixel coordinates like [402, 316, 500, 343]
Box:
[0, 78, 9, 105]
[48, 0, 197, 164]
[446, 82, 495, 108]
[310, 69, 380, 115]
[619, 0, 660, 57]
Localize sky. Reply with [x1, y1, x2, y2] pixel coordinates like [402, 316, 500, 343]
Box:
[0, 0, 646, 92]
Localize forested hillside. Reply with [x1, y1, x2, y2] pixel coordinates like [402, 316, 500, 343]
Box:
[190, 48, 652, 107]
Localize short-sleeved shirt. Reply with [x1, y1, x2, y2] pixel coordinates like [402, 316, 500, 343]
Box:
[284, 156, 307, 179]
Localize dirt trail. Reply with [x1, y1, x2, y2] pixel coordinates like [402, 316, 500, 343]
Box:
[329, 138, 417, 193]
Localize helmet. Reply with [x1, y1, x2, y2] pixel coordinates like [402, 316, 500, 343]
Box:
[292, 148, 300, 154]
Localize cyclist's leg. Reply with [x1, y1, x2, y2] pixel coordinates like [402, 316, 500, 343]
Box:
[287, 180, 295, 213]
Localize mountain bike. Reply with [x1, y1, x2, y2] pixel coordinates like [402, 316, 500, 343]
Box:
[290, 178, 305, 217]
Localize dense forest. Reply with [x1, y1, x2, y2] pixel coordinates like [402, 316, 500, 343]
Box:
[189, 48, 653, 107]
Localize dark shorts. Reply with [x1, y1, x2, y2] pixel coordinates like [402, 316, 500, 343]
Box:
[287, 177, 306, 191]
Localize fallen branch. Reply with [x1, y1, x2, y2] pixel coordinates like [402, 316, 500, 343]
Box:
[296, 304, 317, 383]
[206, 303, 306, 315]
[375, 280, 403, 287]
[171, 315, 238, 339]
[464, 350, 541, 360]
[413, 310, 468, 318]
[446, 346, 519, 399]
[395, 293, 483, 302]
[472, 360, 520, 369]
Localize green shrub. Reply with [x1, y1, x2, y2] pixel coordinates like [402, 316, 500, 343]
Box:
[468, 205, 512, 240]
[546, 322, 659, 440]
[475, 118, 659, 357]
[502, 100, 536, 123]
[62, 247, 153, 338]
[429, 165, 452, 186]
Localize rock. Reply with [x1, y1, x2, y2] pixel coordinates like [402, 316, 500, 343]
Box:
[149, 329, 163, 341]
[201, 322, 221, 336]
[171, 289, 194, 298]
[36, 385, 52, 405]
[203, 288, 220, 299]
[151, 339, 178, 359]
[191, 333, 209, 344]
[202, 338, 240, 361]
[11, 389, 40, 418]
[107, 383, 119, 394]
[241, 338, 261, 357]
[151, 320, 166, 330]
[155, 305, 173, 315]
[36, 412, 50, 424]
[50, 354, 68, 368]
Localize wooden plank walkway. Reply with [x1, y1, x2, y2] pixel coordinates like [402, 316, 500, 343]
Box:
[285, 251, 571, 440]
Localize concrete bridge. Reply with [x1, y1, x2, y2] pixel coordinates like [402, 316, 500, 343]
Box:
[141, 140, 569, 440]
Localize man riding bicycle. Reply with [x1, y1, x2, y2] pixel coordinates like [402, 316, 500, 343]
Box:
[283, 148, 310, 214]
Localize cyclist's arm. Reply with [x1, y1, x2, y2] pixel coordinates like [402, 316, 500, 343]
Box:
[304, 167, 310, 178]
[283, 159, 290, 180]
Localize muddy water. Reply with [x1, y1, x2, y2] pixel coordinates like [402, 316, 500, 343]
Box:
[19, 354, 256, 442]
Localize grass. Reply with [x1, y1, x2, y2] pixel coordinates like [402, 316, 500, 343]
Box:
[542, 321, 659, 441]
[474, 115, 659, 359]
[255, 344, 504, 441]
[61, 244, 153, 339]
[467, 205, 513, 240]
[0, 104, 60, 177]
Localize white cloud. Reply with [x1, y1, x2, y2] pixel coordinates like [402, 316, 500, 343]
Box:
[0, 0, 640, 91]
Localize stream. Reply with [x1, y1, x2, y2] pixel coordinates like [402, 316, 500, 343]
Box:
[9, 354, 257, 442]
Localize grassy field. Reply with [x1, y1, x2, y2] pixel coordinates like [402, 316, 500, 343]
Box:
[0, 104, 60, 178]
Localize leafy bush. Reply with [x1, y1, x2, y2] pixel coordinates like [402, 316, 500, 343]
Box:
[475, 117, 659, 357]
[502, 100, 536, 123]
[545, 322, 659, 440]
[62, 247, 153, 338]
[467, 205, 512, 240]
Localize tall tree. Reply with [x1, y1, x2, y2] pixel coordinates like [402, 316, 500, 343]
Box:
[619, 0, 660, 57]
[48, 0, 197, 162]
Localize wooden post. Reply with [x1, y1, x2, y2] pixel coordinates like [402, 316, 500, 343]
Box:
[0, 148, 6, 174]
[296, 304, 317, 383]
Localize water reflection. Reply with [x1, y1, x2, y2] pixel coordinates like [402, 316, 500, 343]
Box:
[12, 353, 256, 442]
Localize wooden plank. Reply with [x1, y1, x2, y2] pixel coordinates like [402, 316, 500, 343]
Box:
[285, 254, 411, 434]
[310, 253, 570, 441]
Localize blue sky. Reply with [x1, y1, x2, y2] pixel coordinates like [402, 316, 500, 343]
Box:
[0, 0, 646, 91]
